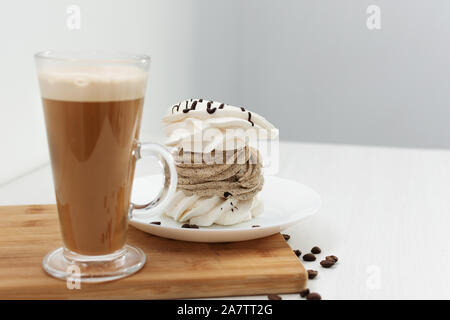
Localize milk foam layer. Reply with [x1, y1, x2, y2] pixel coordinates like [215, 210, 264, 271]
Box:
[38, 65, 148, 102]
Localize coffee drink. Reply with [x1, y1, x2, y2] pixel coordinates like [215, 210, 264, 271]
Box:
[38, 65, 147, 255]
[37, 52, 179, 283]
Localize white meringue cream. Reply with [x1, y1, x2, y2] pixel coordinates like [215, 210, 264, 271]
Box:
[163, 99, 278, 153]
[164, 191, 264, 226]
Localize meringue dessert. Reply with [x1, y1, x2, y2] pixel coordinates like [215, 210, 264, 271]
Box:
[162, 99, 278, 226]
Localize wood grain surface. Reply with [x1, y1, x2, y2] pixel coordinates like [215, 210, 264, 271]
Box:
[0, 204, 307, 299]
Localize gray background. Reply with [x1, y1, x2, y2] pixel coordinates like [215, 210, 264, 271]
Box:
[0, 0, 448, 184]
[188, 0, 450, 149]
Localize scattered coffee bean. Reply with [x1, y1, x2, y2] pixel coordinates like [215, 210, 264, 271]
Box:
[181, 224, 199, 229]
[320, 259, 335, 268]
[150, 221, 161, 225]
[252, 225, 260, 228]
[267, 294, 282, 300]
[307, 270, 318, 279]
[299, 288, 310, 298]
[326, 255, 338, 263]
[282, 234, 290, 241]
[311, 246, 321, 254]
[306, 292, 321, 300]
[293, 249, 302, 257]
[303, 253, 316, 262]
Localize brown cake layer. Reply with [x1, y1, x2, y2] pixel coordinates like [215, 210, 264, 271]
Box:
[174, 146, 264, 201]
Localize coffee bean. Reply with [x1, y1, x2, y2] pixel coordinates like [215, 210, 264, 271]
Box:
[181, 223, 199, 229]
[299, 288, 310, 298]
[320, 259, 335, 268]
[307, 270, 318, 279]
[306, 292, 321, 300]
[311, 246, 321, 254]
[268, 294, 282, 300]
[303, 253, 316, 261]
[293, 249, 302, 257]
[150, 221, 161, 225]
[326, 255, 338, 263]
[282, 234, 290, 241]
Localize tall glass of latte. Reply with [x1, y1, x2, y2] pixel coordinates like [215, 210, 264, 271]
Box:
[35, 51, 177, 282]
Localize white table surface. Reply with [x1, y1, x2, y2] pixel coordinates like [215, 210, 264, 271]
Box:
[1, 141, 450, 300]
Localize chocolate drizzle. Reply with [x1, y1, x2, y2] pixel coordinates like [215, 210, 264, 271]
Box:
[248, 112, 254, 126]
[206, 101, 217, 114]
[173, 100, 255, 127]
[171, 104, 180, 114]
[182, 100, 197, 113]
[182, 100, 189, 113]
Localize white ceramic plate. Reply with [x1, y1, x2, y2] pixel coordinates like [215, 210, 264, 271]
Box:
[129, 175, 321, 242]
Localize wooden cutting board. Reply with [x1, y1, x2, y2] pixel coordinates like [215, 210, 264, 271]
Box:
[0, 204, 307, 299]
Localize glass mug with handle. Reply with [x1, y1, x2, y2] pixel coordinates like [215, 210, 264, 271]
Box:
[35, 51, 177, 282]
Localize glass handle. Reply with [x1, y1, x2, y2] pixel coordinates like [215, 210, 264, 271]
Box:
[129, 142, 178, 221]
